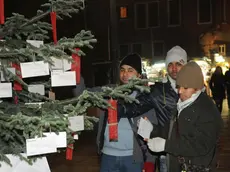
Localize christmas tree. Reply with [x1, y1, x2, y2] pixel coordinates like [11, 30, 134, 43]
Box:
[0, 0, 150, 166]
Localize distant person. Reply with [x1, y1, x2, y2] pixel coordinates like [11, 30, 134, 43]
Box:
[209, 66, 226, 113]
[224, 67, 230, 110]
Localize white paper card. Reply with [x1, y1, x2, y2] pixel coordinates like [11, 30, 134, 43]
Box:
[63, 57, 72, 71]
[68, 116, 84, 131]
[73, 134, 79, 140]
[50, 57, 71, 71]
[25, 102, 44, 108]
[43, 132, 67, 148]
[0, 154, 50, 172]
[51, 71, 76, 87]
[0, 83, 12, 98]
[1, 68, 16, 81]
[26, 40, 44, 48]
[20, 61, 49, 78]
[25, 102, 44, 105]
[137, 117, 153, 139]
[26, 135, 57, 156]
[28, 84, 45, 95]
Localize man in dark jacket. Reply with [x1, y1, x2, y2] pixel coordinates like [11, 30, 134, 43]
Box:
[118, 46, 187, 172]
[147, 62, 222, 172]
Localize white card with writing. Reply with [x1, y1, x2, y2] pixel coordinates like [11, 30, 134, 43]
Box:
[50, 57, 71, 71]
[20, 61, 49, 78]
[28, 84, 45, 95]
[0, 83, 12, 98]
[68, 116, 84, 132]
[26, 40, 44, 48]
[1, 67, 16, 81]
[51, 71, 76, 87]
[137, 117, 153, 139]
[43, 132, 67, 148]
[26, 135, 57, 156]
[1, 154, 50, 172]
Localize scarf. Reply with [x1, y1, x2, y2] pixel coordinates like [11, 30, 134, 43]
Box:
[177, 90, 202, 116]
[163, 75, 177, 93]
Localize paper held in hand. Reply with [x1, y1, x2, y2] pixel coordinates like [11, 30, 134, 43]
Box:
[137, 117, 153, 140]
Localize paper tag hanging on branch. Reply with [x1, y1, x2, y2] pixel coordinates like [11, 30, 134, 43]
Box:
[12, 63, 22, 91]
[71, 48, 81, 85]
[0, 0, 4, 24]
[66, 144, 74, 160]
[108, 99, 118, 142]
[50, 11, 57, 44]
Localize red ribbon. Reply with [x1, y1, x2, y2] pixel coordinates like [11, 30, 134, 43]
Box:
[50, 12, 57, 44]
[0, 0, 4, 24]
[12, 63, 22, 91]
[71, 48, 81, 84]
[14, 96, 18, 105]
[108, 99, 118, 141]
[66, 144, 74, 160]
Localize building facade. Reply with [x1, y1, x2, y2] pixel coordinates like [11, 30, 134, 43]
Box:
[116, 0, 230, 62]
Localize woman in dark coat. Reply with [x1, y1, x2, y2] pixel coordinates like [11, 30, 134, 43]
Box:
[147, 62, 222, 172]
[209, 66, 226, 113]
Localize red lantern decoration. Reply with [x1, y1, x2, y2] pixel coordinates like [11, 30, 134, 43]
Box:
[107, 99, 118, 141]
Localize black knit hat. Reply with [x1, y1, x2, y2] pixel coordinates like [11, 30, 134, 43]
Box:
[120, 53, 142, 74]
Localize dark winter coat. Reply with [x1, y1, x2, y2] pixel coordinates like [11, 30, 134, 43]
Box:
[224, 70, 230, 92]
[153, 92, 222, 172]
[118, 80, 179, 126]
[209, 73, 226, 99]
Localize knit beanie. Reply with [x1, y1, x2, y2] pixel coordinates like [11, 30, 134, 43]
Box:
[120, 53, 142, 74]
[176, 61, 204, 89]
[165, 46, 187, 67]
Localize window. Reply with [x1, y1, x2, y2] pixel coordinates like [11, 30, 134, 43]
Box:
[148, 2, 159, 27]
[119, 6, 128, 19]
[119, 44, 130, 58]
[197, 0, 212, 24]
[132, 43, 142, 56]
[153, 42, 164, 56]
[135, 4, 147, 28]
[219, 44, 226, 56]
[168, 0, 181, 26]
[220, 0, 226, 22]
[135, 2, 159, 29]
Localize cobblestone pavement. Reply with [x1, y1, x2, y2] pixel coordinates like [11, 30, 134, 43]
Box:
[48, 100, 230, 172]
